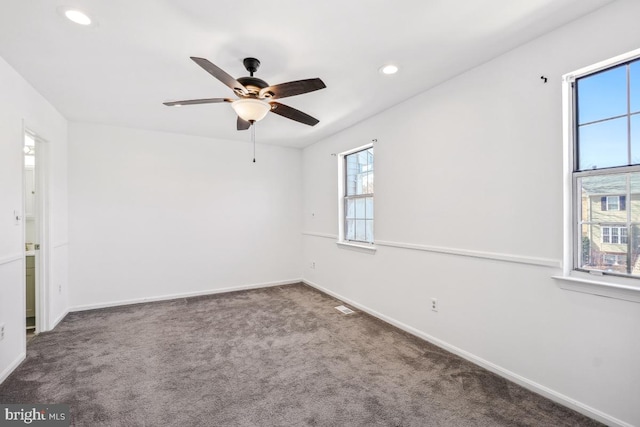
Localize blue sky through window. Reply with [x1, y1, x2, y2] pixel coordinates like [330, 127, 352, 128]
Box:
[631, 61, 640, 113]
[576, 59, 640, 171]
[578, 65, 626, 124]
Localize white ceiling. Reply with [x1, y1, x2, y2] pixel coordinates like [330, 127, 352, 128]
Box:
[0, 0, 614, 148]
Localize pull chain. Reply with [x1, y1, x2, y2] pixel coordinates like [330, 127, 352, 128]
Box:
[251, 121, 256, 163]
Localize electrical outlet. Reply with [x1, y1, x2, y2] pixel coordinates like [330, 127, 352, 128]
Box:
[310, 262, 316, 269]
[431, 298, 438, 312]
[0, 324, 5, 341]
[58, 283, 62, 293]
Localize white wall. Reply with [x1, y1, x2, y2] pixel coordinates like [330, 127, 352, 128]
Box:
[302, 1, 640, 426]
[0, 56, 68, 382]
[68, 123, 302, 309]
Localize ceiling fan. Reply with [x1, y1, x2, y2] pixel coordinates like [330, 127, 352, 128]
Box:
[164, 57, 326, 130]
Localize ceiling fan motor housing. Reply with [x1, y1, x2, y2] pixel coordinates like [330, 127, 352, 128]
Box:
[237, 76, 269, 97]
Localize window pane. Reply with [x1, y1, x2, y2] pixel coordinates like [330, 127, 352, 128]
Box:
[581, 224, 628, 273]
[601, 252, 628, 272]
[365, 197, 374, 219]
[358, 150, 370, 173]
[346, 152, 358, 170]
[355, 172, 372, 196]
[581, 176, 625, 224]
[631, 227, 640, 275]
[578, 117, 628, 170]
[577, 65, 627, 124]
[355, 220, 366, 241]
[630, 175, 640, 275]
[631, 60, 640, 114]
[355, 198, 366, 219]
[365, 220, 374, 242]
[357, 173, 364, 195]
[366, 172, 374, 194]
[346, 178, 356, 196]
[580, 224, 591, 267]
[345, 153, 358, 196]
[359, 173, 368, 195]
[577, 171, 640, 277]
[345, 199, 355, 219]
[579, 174, 626, 271]
[346, 173, 356, 196]
[611, 227, 619, 243]
[632, 114, 640, 164]
[579, 174, 626, 210]
[345, 220, 355, 241]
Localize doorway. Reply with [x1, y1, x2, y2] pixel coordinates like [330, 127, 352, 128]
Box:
[23, 129, 48, 339]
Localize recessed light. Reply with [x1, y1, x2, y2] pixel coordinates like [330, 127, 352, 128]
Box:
[380, 64, 399, 75]
[65, 9, 91, 25]
[57, 6, 96, 27]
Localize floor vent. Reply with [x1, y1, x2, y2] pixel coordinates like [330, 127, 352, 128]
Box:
[335, 305, 355, 315]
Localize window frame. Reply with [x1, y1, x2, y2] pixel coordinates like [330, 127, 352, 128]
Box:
[337, 143, 376, 252]
[556, 48, 640, 302]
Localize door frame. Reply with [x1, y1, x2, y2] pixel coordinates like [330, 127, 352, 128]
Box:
[23, 124, 51, 334]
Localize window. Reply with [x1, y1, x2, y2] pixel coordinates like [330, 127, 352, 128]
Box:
[602, 253, 626, 266]
[601, 226, 628, 244]
[570, 54, 640, 279]
[603, 195, 624, 211]
[340, 145, 374, 245]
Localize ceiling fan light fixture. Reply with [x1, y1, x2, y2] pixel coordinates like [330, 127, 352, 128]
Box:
[231, 98, 271, 123]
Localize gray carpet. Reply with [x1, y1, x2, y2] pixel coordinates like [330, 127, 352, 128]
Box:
[0, 283, 601, 426]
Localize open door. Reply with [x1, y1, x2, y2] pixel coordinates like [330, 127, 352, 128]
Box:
[24, 129, 50, 337]
[24, 132, 37, 337]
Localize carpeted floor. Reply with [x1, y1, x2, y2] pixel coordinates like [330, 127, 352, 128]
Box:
[0, 283, 601, 426]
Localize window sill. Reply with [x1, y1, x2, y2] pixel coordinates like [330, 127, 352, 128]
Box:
[552, 273, 640, 303]
[336, 241, 377, 254]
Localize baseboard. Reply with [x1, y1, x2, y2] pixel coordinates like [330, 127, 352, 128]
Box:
[0, 352, 26, 385]
[68, 279, 303, 313]
[302, 279, 631, 427]
[50, 308, 69, 330]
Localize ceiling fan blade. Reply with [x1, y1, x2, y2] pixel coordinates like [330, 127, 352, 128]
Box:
[260, 78, 326, 99]
[269, 102, 320, 126]
[237, 117, 251, 131]
[163, 98, 232, 106]
[190, 57, 248, 95]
